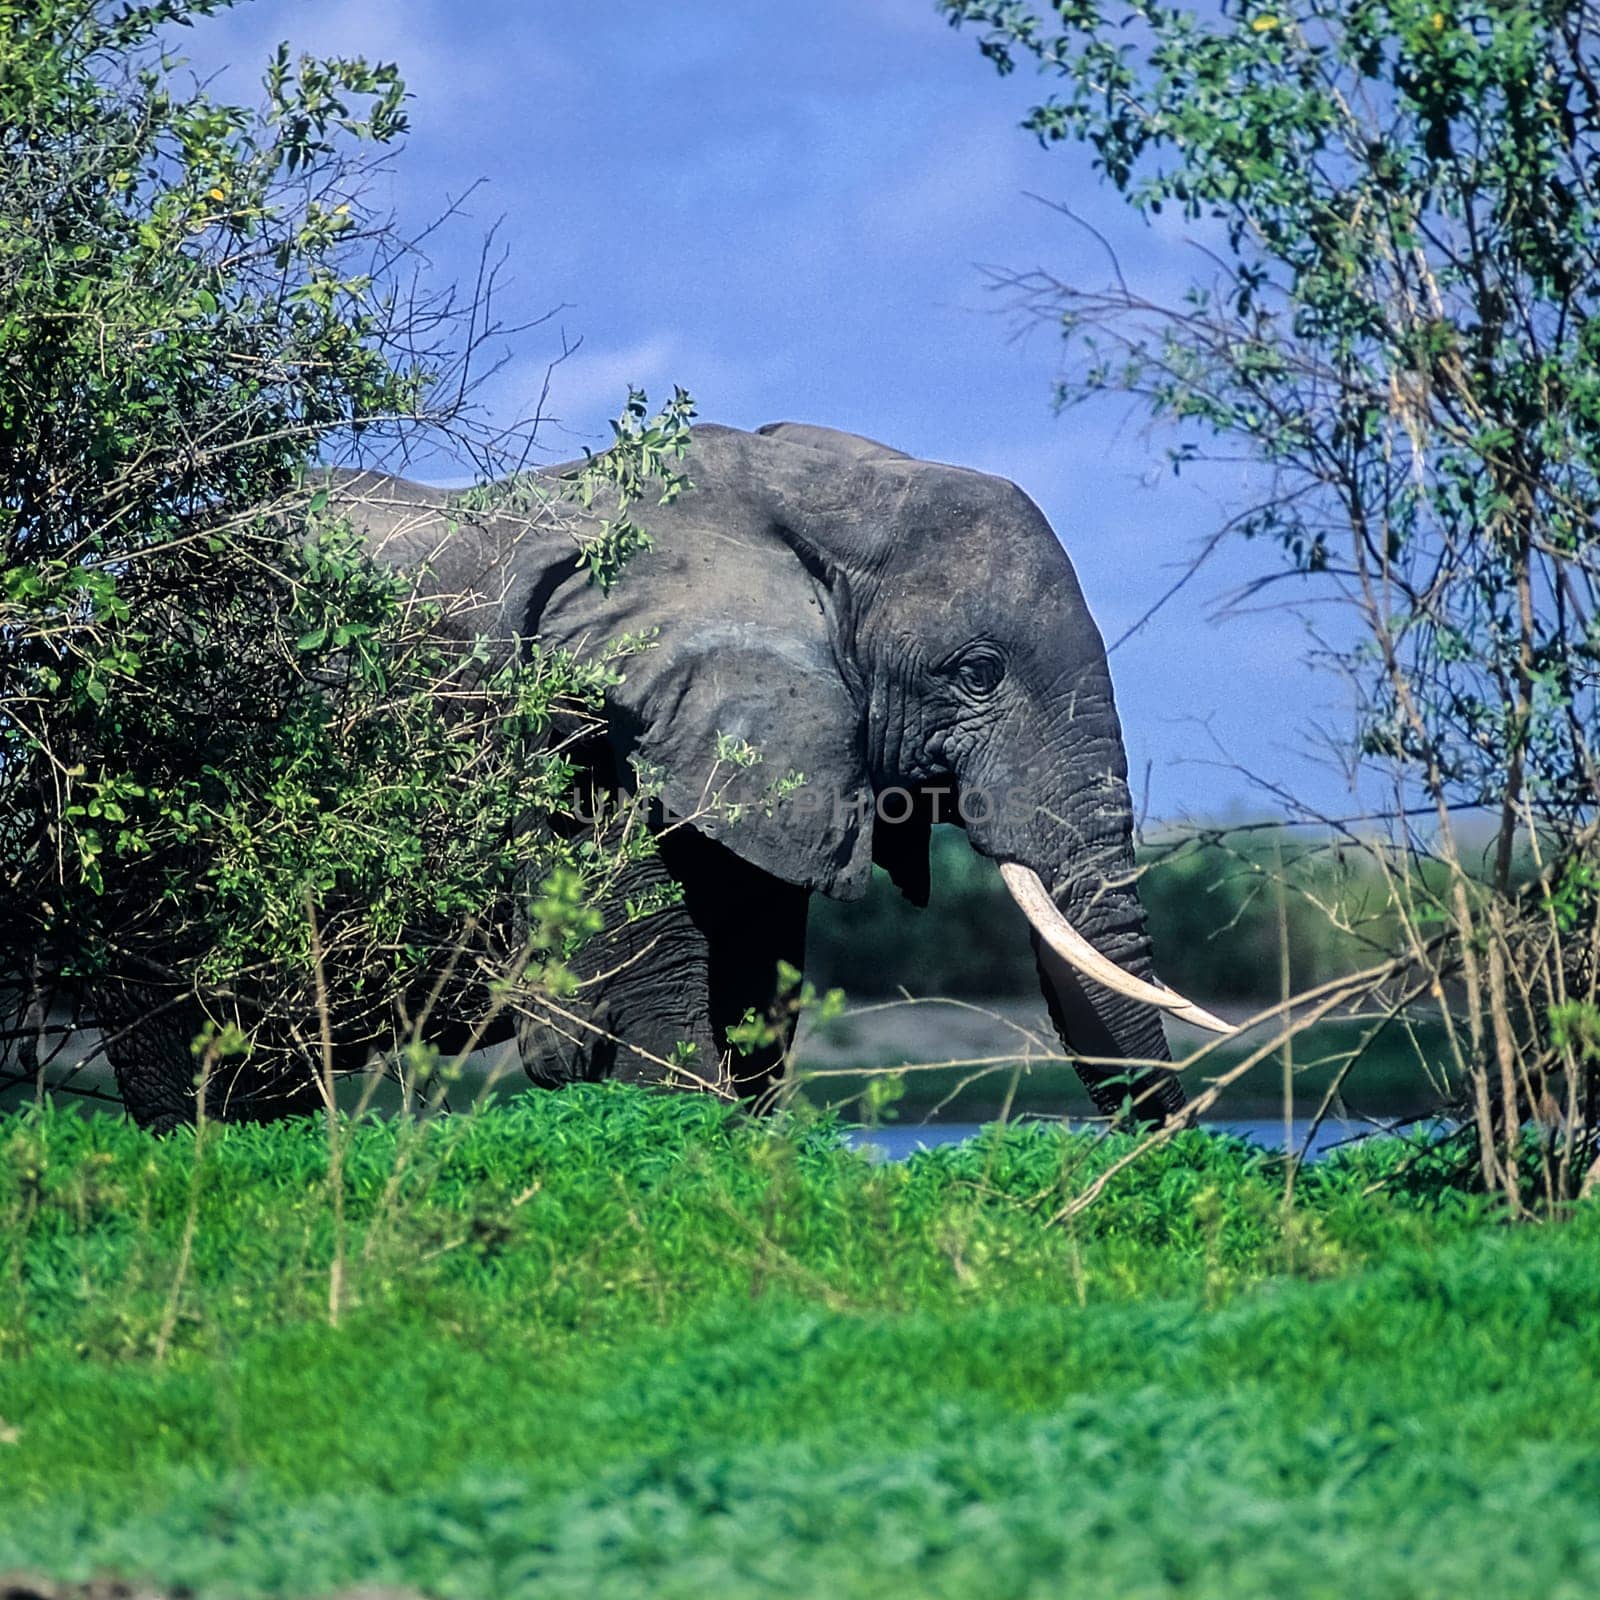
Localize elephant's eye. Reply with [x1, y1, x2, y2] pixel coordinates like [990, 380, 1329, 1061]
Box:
[950, 644, 1007, 698]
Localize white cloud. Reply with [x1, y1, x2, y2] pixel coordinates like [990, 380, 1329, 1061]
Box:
[177, 0, 572, 109]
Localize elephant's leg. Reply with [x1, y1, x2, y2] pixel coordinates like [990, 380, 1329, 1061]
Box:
[95, 969, 321, 1131]
[98, 987, 204, 1133]
[518, 831, 725, 1091]
[518, 823, 809, 1100]
[660, 824, 810, 1099]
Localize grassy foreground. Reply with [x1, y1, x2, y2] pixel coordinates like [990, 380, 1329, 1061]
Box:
[1, 1087, 1597, 1598]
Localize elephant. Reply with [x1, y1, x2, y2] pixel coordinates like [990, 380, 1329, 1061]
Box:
[101, 420, 1227, 1129]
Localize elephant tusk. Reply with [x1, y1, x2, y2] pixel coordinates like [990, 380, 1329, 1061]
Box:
[999, 862, 1234, 1035]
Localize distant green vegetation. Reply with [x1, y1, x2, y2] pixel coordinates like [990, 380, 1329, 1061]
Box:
[807, 825, 1415, 1001]
[2, 1088, 1596, 1598]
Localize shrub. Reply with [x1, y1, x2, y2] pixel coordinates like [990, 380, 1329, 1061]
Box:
[0, 1, 688, 1120]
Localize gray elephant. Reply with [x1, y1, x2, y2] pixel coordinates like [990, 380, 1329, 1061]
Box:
[105, 421, 1225, 1128]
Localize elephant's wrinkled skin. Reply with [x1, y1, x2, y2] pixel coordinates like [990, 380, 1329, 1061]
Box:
[106, 422, 1189, 1127]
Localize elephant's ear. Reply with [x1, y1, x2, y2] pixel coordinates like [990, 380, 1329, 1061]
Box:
[533, 426, 882, 901]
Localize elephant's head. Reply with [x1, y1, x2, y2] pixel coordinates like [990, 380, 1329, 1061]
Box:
[531, 421, 1226, 1118]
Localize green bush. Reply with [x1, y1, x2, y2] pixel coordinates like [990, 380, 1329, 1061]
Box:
[0, 1, 689, 1108]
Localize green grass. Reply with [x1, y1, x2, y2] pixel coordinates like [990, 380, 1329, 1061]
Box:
[0, 1087, 1595, 1597]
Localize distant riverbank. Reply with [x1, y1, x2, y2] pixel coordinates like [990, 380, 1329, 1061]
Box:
[794, 994, 1451, 1123]
[5, 992, 1451, 1127]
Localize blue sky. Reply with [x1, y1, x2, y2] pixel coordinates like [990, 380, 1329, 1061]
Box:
[185, 0, 1353, 825]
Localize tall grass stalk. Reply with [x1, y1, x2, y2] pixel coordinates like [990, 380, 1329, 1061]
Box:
[1276, 842, 1296, 1232]
[154, 1046, 210, 1364]
[306, 894, 346, 1328]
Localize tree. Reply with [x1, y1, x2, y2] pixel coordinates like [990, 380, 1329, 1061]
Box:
[943, 0, 1600, 1205]
[0, 0, 690, 1122]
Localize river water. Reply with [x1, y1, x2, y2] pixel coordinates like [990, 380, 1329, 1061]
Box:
[848, 1117, 1432, 1162]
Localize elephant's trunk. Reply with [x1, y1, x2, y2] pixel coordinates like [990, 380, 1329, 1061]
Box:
[999, 864, 1230, 1033]
[960, 786, 1200, 1121]
[998, 837, 1196, 1124]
